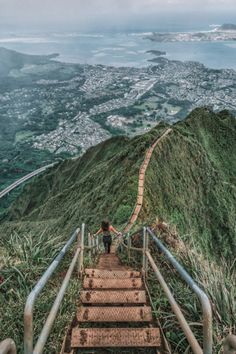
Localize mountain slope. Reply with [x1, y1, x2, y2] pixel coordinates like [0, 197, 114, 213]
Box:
[2, 123, 168, 235]
[1, 108, 236, 259]
[142, 108, 236, 258]
[0, 47, 58, 77]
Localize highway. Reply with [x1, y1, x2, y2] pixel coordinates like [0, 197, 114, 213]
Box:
[0, 163, 54, 199]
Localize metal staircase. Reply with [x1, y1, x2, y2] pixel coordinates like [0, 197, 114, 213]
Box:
[2, 224, 236, 353]
[71, 253, 160, 350]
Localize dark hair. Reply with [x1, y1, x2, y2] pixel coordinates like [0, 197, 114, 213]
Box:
[101, 220, 109, 231]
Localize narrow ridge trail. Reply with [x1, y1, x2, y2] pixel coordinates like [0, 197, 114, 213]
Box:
[66, 129, 173, 353]
[124, 128, 172, 233]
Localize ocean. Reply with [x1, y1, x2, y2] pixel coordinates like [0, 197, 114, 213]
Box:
[0, 28, 236, 70]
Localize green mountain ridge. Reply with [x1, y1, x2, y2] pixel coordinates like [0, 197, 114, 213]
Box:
[1, 107, 236, 259]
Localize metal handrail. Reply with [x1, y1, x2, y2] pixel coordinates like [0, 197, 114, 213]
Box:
[147, 227, 212, 354]
[0, 223, 216, 354]
[122, 227, 212, 354]
[24, 227, 81, 354]
[146, 250, 203, 354]
[0, 339, 16, 354]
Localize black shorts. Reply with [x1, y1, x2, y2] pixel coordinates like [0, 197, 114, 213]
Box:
[103, 235, 112, 244]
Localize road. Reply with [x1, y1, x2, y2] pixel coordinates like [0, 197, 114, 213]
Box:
[0, 163, 54, 199]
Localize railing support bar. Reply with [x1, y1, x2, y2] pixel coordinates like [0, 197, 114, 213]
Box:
[147, 227, 212, 354]
[142, 227, 148, 277]
[33, 247, 81, 354]
[88, 233, 92, 260]
[146, 251, 203, 354]
[24, 228, 79, 354]
[78, 223, 85, 278]
[128, 233, 131, 262]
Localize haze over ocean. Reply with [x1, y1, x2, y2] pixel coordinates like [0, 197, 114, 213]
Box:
[0, 26, 236, 70]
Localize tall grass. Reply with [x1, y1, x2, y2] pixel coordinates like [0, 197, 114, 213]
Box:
[182, 238, 236, 352]
[120, 229, 235, 354]
[0, 229, 80, 353]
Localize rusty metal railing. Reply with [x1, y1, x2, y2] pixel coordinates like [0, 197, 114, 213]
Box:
[24, 226, 82, 354]
[121, 227, 213, 354]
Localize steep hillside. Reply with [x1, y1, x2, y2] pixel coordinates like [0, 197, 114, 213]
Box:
[0, 47, 58, 77]
[2, 123, 168, 236]
[1, 107, 236, 259]
[142, 108, 236, 258]
[0, 107, 235, 353]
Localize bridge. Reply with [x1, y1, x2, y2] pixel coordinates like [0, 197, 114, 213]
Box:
[0, 129, 235, 354]
[0, 164, 54, 200]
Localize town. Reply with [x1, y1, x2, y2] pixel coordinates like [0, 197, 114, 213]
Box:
[0, 56, 236, 180]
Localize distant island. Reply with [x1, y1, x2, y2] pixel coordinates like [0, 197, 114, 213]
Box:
[146, 50, 166, 56]
[219, 23, 236, 31]
[145, 24, 236, 43]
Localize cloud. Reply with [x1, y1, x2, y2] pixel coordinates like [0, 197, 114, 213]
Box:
[0, 0, 235, 29]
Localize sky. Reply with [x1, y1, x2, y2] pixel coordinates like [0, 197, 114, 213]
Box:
[0, 0, 235, 31]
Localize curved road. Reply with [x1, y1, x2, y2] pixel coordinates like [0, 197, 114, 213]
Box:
[0, 163, 54, 199]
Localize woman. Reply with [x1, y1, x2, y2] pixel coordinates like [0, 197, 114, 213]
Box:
[94, 220, 120, 254]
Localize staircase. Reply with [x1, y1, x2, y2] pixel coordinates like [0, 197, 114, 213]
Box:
[70, 253, 161, 352]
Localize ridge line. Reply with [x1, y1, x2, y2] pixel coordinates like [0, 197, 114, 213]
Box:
[124, 128, 172, 233]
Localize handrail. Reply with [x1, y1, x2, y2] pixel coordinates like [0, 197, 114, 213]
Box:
[147, 227, 212, 354]
[146, 250, 203, 354]
[122, 227, 212, 354]
[24, 227, 81, 354]
[0, 339, 17, 354]
[33, 247, 81, 354]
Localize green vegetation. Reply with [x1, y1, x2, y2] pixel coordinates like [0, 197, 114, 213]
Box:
[0, 108, 235, 353]
[0, 47, 59, 78]
[142, 108, 236, 259]
[121, 229, 235, 353]
[0, 228, 80, 353]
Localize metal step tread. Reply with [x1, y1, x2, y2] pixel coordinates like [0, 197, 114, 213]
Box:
[80, 290, 147, 304]
[71, 327, 160, 348]
[83, 277, 143, 289]
[85, 269, 141, 278]
[77, 306, 153, 322]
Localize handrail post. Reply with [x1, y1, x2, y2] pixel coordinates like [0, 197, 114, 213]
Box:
[142, 227, 148, 277]
[78, 223, 85, 278]
[92, 235, 95, 256]
[128, 233, 131, 262]
[88, 232, 92, 260]
[96, 236, 99, 252]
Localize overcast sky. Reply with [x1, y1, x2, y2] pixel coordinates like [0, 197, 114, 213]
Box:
[0, 0, 235, 31]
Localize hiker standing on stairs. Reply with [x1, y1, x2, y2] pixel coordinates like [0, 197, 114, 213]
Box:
[94, 220, 120, 254]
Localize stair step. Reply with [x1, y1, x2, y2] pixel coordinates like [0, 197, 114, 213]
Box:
[83, 278, 142, 289]
[71, 328, 160, 348]
[80, 290, 147, 304]
[77, 306, 153, 322]
[98, 260, 122, 268]
[85, 269, 141, 278]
